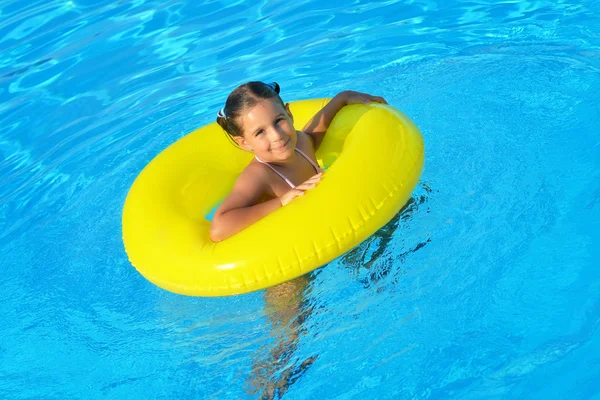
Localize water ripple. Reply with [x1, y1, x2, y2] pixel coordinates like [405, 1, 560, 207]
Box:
[1, 0, 600, 398]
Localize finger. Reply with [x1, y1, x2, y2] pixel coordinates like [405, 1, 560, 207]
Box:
[304, 173, 323, 182]
[286, 189, 305, 200]
[304, 176, 322, 185]
[366, 95, 387, 104]
[296, 181, 319, 190]
[296, 183, 316, 191]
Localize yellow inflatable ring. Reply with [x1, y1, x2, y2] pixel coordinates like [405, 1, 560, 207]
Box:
[122, 99, 424, 296]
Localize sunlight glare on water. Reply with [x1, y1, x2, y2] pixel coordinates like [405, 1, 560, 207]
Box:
[0, 0, 599, 398]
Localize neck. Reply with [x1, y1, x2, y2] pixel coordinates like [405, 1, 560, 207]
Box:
[255, 149, 298, 167]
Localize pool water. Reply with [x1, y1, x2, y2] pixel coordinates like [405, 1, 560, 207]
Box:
[1, 0, 599, 398]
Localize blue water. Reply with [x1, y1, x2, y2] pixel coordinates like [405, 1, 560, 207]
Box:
[1, 0, 599, 398]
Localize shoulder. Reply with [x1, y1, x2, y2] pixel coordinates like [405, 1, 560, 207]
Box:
[215, 161, 274, 214]
[236, 160, 273, 190]
[236, 160, 284, 197]
[297, 130, 316, 152]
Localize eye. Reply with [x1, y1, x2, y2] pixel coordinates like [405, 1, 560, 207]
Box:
[255, 129, 264, 136]
[275, 117, 285, 124]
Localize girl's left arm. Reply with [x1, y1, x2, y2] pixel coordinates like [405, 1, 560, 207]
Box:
[302, 90, 387, 150]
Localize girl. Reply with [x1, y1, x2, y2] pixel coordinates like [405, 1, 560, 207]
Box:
[210, 81, 387, 242]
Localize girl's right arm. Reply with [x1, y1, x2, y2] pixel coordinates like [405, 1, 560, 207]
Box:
[210, 166, 279, 242]
[209, 167, 322, 242]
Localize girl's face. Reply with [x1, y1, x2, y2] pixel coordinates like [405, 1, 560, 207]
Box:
[234, 99, 296, 162]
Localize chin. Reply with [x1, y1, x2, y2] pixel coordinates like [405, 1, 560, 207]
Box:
[268, 152, 289, 162]
[283, 146, 296, 157]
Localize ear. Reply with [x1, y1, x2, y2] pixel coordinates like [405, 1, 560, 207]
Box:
[284, 103, 294, 122]
[233, 136, 252, 151]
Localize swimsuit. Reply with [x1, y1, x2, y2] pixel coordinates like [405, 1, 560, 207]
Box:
[255, 148, 321, 188]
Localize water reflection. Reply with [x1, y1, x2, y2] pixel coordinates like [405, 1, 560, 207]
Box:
[247, 275, 318, 400]
[342, 183, 433, 288]
[246, 183, 432, 398]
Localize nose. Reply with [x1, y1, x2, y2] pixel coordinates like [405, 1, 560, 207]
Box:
[267, 126, 286, 142]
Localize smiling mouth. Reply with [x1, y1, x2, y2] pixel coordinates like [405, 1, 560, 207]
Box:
[271, 139, 289, 151]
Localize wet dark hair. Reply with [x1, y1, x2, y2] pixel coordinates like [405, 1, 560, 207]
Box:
[216, 81, 284, 138]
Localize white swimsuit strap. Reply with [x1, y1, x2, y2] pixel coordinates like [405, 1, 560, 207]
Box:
[254, 148, 321, 189]
[255, 156, 295, 188]
[294, 147, 322, 173]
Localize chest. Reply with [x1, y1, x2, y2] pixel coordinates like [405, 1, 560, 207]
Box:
[268, 154, 319, 197]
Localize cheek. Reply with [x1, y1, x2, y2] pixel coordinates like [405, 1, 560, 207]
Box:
[256, 137, 270, 149]
[282, 121, 296, 137]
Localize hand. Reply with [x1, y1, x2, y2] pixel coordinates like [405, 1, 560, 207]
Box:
[279, 173, 323, 207]
[343, 91, 388, 106]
